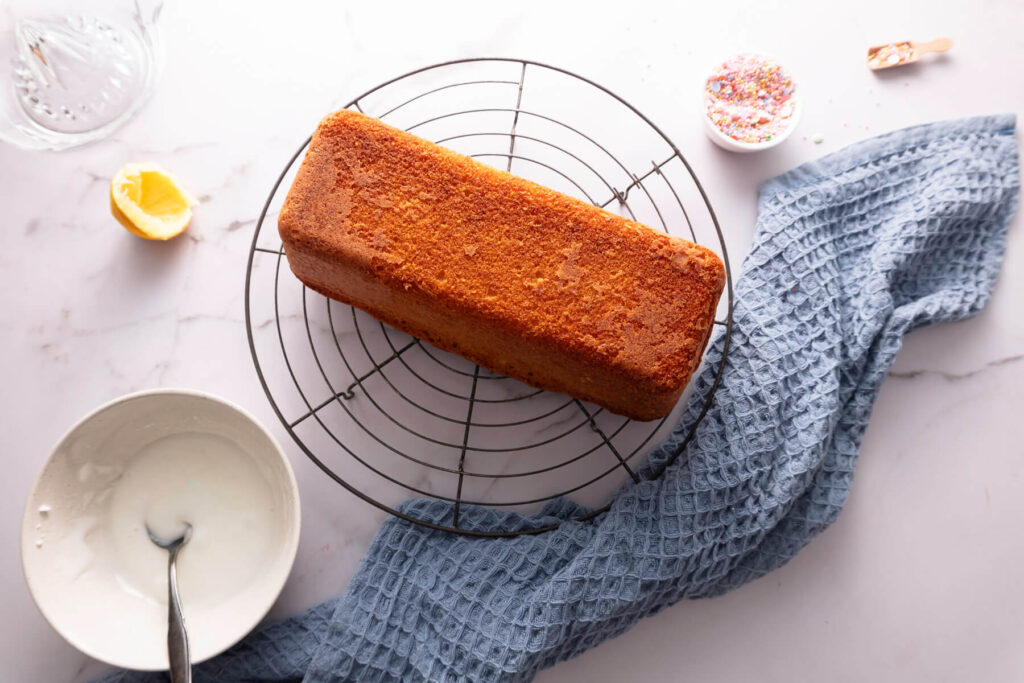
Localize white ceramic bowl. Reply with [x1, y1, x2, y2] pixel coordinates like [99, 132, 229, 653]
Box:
[702, 54, 802, 153]
[21, 389, 301, 670]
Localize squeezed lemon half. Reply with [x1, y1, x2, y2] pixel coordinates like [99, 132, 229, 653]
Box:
[110, 163, 197, 240]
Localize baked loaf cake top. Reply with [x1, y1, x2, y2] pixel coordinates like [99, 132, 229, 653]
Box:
[279, 110, 726, 395]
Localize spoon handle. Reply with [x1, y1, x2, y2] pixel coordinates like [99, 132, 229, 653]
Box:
[914, 38, 953, 55]
[167, 550, 192, 683]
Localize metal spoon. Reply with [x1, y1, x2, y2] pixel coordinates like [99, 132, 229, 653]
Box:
[146, 523, 193, 683]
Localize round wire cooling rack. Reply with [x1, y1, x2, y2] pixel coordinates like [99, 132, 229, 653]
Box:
[244, 58, 734, 537]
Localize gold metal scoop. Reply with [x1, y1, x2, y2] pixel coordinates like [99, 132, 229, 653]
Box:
[867, 38, 953, 70]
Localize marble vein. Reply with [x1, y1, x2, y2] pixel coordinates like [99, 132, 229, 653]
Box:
[227, 218, 258, 232]
[888, 353, 1024, 382]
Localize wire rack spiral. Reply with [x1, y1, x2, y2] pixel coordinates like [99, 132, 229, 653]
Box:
[245, 58, 734, 536]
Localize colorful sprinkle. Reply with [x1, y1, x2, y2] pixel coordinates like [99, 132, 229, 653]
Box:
[868, 42, 915, 69]
[704, 54, 797, 144]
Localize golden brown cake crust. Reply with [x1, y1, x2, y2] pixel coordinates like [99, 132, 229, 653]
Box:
[279, 110, 726, 421]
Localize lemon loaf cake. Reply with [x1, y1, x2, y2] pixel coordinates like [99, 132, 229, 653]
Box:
[278, 110, 725, 421]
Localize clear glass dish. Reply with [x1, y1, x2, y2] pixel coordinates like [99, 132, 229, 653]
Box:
[0, 0, 162, 150]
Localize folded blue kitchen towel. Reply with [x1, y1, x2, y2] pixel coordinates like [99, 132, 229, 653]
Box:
[96, 114, 1019, 683]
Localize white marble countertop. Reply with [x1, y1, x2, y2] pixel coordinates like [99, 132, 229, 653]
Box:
[3, 0, 1023, 681]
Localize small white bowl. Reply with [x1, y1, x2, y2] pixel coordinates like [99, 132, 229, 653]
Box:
[21, 389, 301, 671]
[702, 55, 802, 153]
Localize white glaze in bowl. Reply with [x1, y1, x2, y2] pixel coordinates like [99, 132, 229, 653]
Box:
[21, 389, 301, 670]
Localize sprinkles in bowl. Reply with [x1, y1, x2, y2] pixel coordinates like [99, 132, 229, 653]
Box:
[704, 54, 799, 151]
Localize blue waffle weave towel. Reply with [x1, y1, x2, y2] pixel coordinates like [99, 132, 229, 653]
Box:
[97, 114, 1019, 683]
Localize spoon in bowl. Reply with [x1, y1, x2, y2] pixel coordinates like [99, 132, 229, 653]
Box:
[147, 523, 193, 683]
